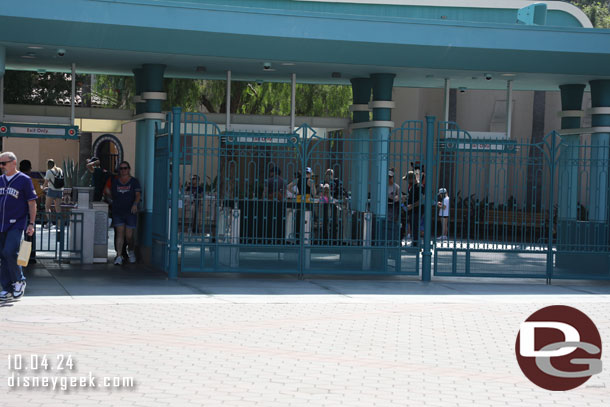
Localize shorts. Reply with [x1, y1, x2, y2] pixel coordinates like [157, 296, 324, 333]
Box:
[46, 189, 63, 199]
[112, 212, 137, 229]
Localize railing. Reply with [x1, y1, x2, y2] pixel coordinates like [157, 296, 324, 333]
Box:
[32, 211, 84, 263]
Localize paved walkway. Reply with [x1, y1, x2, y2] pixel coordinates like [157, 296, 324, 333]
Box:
[1, 261, 609, 406]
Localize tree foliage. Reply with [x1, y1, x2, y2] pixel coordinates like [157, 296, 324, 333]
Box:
[92, 76, 352, 118]
[570, 1, 610, 28]
[3, 70, 88, 105]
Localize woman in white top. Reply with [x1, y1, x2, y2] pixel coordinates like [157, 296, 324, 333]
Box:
[437, 188, 449, 240]
[43, 159, 64, 227]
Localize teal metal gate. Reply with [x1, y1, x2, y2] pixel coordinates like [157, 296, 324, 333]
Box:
[153, 108, 426, 277]
[432, 122, 610, 281]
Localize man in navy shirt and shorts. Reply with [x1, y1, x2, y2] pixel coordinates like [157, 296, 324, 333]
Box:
[104, 161, 141, 265]
[0, 152, 36, 300]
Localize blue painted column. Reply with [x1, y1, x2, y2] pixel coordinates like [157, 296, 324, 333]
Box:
[369, 73, 395, 217]
[556, 84, 585, 254]
[588, 80, 610, 245]
[557, 84, 585, 221]
[133, 64, 166, 261]
[0, 45, 5, 77]
[349, 78, 372, 212]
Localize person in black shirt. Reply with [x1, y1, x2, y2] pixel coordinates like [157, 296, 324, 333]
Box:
[403, 171, 423, 247]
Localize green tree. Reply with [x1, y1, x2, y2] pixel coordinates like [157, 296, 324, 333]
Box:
[570, 1, 610, 28]
[93, 76, 352, 118]
[3, 70, 88, 105]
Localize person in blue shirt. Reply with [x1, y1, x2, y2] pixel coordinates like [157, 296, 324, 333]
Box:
[103, 161, 141, 265]
[0, 152, 37, 300]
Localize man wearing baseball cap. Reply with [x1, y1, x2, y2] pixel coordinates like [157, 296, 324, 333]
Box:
[87, 156, 109, 202]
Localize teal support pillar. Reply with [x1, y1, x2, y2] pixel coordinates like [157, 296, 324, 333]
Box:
[168, 108, 182, 280]
[588, 80, 610, 227]
[422, 116, 436, 282]
[0, 45, 5, 77]
[369, 74, 395, 253]
[557, 84, 585, 223]
[556, 84, 585, 258]
[349, 78, 372, 212]
[369, 73, 395, 217]
[133, 64, 166, 261]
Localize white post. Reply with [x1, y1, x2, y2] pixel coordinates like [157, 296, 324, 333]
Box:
[226, 70, 231, 131]
[506, 80, 513, 139]
[443, 78, 450, 124]
[290, 73, 296, 131]
[71, 63, 76, 126]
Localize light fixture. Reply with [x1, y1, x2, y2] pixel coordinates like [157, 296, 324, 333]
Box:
[501, 73, 516, 77]
[281, 62, 296, 66]
[27, 46, 44, 50]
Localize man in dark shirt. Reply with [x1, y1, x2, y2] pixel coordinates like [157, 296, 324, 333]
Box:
[0, 152, 37, 300]
[265, 167, 285, 200]
[87, 157, 109, 202]
[403, 171, 423, 247]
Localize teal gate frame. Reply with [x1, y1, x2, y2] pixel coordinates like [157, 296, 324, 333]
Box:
[153, 108, 427, 278]
[432, 121, 610, 281]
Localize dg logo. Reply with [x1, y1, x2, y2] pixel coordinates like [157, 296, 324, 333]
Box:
[515, 305, 603, 391]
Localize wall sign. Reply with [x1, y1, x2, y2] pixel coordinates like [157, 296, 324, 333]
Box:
[0, 123, 79, 139]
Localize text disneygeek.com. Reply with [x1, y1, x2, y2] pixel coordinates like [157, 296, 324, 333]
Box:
[7, 354, 135, 391]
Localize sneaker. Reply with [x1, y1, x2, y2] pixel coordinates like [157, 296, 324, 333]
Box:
[0, 290, 12, 301]
[127, 250, 136, 264]
[12, 280, 26, 299]
[114, 256, 123, 265]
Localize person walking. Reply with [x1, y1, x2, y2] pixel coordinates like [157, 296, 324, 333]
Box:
[104, 161, 141, 265]
[0, 152, 37, 300]
[42, 159, 64, 228]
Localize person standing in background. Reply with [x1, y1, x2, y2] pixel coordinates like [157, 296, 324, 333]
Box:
[86, 156, 109, 202]
[437, 188, 449, 240]
[18, 160, 38, 264]
[42, 159, 64, 228]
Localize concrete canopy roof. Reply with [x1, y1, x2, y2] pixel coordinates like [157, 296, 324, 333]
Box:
[1, 0, 609, 91]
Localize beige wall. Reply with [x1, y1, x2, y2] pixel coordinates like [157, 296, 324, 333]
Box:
[3, 137, 79, 172]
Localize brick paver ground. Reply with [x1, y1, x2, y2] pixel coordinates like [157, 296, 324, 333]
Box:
[1, 264, 609, 406]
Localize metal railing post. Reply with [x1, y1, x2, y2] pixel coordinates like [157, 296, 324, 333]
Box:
[168, 108, 182, 279]
[546, 132, 557, 284]
[422, 116, 436, 281]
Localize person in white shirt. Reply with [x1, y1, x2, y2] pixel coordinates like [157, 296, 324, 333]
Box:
[437, 188, 449, 240]
[43, 159, 64, 228]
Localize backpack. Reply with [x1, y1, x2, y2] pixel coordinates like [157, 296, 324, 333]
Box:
[52, 169, 65, 189]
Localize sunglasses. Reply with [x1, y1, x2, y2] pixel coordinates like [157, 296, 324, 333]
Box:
[0, 160, 12, 166]
[119, 167, 130, 170]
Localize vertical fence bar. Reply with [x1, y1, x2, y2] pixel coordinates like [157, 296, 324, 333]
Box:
[168, 107, 181, 279]
[422, 116, 435, 281]
[546, 133, 557, 283]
